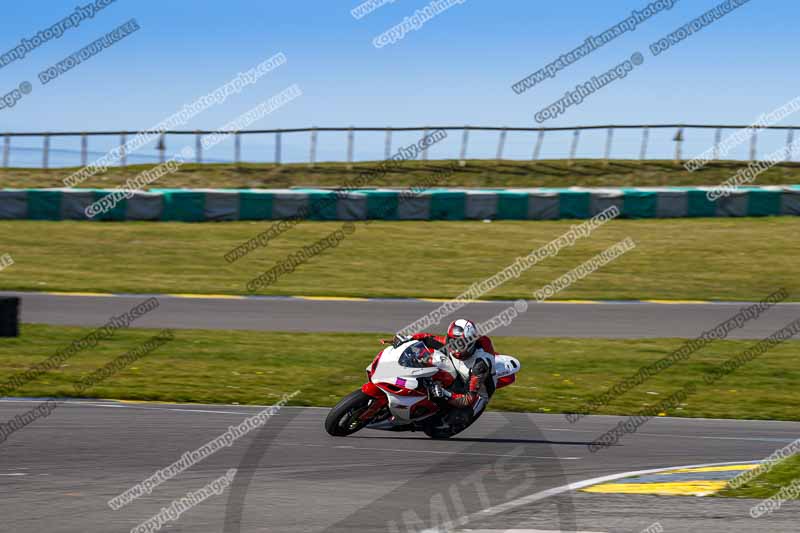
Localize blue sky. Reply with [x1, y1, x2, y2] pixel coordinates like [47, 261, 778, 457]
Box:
[0, 0, 795, 165]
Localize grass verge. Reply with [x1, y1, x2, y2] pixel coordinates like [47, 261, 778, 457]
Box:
[2, 325, 798, 420]
[716, 456, 800, 500]
[3, 159, 800, 189]
[1, 218, 798, 301]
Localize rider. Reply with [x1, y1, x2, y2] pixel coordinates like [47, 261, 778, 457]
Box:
[394, 319, 496, 408]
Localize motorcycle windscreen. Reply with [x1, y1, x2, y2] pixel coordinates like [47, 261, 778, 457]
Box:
[397, 341, 432, 368]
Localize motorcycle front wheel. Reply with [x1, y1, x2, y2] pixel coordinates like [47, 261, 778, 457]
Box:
[325, 389, 374, 437]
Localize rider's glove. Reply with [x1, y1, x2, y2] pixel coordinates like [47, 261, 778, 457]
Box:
[392, 334, 412, 348]
[430, 383, 452, 399]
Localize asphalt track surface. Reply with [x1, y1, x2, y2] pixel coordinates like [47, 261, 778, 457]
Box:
[5, 291, 800, 338]
[1, 400, 797, 533]
[3, 292, 799, 531]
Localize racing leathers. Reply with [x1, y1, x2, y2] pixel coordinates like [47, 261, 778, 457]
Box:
[408, 332, 496, 408]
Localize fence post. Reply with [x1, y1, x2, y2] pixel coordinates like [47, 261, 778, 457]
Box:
[459, 126, 469, 167]
[43, 134, 50, 169]
[2, 135, 9, 168]
[347, 126, 354, 169]
[275, 131, 282, 165]
[234, 133, 241, 165]
[786, 129, 795, 162]
[639, 127, 649, 161]
[120, 133, 127, 167]
[309, 127, 317, 167]
[195, 131, 202, 164]
[157, 134, 166, 164]
[421, 127, 429, 161]
[533, 129, 544, 161]
[603, 127, 613, 165]
[384, 128, 392, 160]
[673, 128, 684, 165]
[495, 128, 507, 161]
[713, 128, 722, 161]
[749, 132, 757, 162]
[80, 133, 88, 167]
[568, 129, 580, 166]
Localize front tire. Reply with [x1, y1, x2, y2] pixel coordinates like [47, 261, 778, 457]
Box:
[325, 389, 374, 437]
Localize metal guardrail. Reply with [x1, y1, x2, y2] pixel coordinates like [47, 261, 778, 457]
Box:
[1, 124, 797, 169]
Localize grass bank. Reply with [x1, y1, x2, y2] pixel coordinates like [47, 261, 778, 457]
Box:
[0, 218, 798, 301]
[3, 159, 800, 189]
[2, 325, 798, 421]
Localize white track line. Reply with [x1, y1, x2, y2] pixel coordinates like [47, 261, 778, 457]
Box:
[543, 427, 796, 444]
[2, 400, 796, 446]
[0, 399, 329, 411]
[430, 461, 756, 532]
[0, 399, 265, 415]
[331, 444, 581, 460]
[458, 530, 605, 533]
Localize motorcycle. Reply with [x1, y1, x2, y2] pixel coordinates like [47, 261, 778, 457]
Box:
[325, 338, 521, 439]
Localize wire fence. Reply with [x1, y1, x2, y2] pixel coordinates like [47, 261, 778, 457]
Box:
[1, 124, 798, 169]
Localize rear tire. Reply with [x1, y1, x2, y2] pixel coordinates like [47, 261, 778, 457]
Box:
[325, 389, 374, 437]
[423, 425, 455, 439]
[423, 407, 472, 439]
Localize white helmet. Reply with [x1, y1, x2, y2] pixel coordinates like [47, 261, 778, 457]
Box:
[445, 319, 479, 360]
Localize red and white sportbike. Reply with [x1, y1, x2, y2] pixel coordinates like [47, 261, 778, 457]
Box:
[325, 339, 521, 439]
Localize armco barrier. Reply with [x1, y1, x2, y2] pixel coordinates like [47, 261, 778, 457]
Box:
[1, 186, 799, 221]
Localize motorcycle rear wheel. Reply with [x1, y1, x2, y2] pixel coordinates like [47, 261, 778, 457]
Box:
[325, 389, 373, 437]
[423, 407, 473, 439]
[423, 425, 456, 439]
[424, 390, 491, 439]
